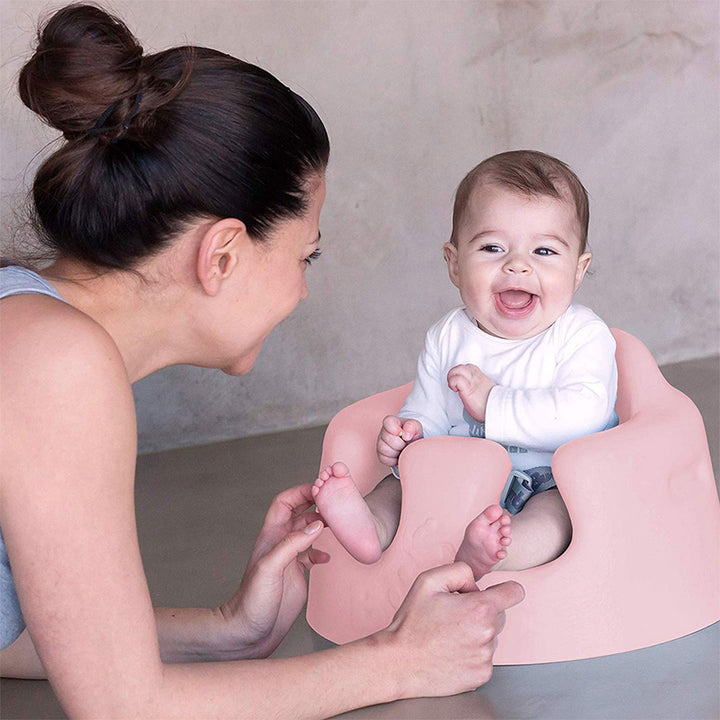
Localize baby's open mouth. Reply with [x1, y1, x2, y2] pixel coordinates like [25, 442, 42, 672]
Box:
[495, 290, 538, 317]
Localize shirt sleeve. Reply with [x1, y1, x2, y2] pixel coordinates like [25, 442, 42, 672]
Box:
[484, 321, 617, 452]
[398, 323, 452, 438]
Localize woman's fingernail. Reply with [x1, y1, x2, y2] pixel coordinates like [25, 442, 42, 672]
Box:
[304, 520, 324, 534]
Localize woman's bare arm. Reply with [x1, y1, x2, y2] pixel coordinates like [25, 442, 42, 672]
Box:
[0, 296, 523, 718]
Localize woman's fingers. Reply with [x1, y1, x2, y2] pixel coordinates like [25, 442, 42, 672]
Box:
[255, 521, 325, 578]
[297, 547, 331, 570]
[419, 561, 480, 594]
[251, 490, 322, 567]
[479, 580, 526, 611]
[386, 563, 525, 699]
[299, 509, 323, 527]
[269, 483, 317, 518]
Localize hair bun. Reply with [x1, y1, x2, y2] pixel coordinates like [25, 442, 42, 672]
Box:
[18, 3, 143, 138]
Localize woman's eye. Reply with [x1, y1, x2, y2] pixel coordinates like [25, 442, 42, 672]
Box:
[535, 247, 556, 256]
[480, 244, 503, 253]
[304, 248, 322, 266]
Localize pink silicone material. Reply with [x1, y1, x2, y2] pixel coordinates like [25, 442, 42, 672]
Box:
[306, 330, 720, 663]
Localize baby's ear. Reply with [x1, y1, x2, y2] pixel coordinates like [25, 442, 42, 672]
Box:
[443, 241, 460, 288]
[574, 252, 592, 290]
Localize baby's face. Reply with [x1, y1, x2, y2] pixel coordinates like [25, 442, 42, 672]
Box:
[444, 183, 592, 340]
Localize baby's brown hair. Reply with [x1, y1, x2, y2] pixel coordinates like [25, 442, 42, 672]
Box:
[450, 150, 589, 253]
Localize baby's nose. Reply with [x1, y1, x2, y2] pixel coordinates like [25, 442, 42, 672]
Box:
[503, 256, 531, 274]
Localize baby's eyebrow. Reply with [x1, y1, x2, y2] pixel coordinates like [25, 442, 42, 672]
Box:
[469, 230, 499, 243]
[536, 234, 569, 248]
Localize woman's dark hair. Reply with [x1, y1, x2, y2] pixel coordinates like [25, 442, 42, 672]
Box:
[17, 3, 330, 270]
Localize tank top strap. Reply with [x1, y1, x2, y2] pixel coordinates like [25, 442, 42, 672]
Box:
[0, 264, 66, 303]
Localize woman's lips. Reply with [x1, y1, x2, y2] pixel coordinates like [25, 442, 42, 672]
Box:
[495, 290, 537, 318]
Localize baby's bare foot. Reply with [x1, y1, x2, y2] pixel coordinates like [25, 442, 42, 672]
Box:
[454, 504, 512, 580]
[312, 462, 382, 564]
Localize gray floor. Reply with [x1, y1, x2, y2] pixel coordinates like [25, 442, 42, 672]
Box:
[1, 356, 719, 720]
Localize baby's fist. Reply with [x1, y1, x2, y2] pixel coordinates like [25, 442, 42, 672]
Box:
[447, 364, 495, 422]
[377, 416, 423, 467]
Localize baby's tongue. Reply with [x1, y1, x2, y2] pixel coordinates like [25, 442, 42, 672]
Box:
[499, 290, 533, 308]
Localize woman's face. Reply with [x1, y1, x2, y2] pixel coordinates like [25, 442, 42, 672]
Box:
[220, 175, 326, 375]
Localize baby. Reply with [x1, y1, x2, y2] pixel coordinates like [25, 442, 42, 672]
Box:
[313, 150, 618, 579]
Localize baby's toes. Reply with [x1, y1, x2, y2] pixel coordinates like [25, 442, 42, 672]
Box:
[331, 461, 351, 478]
[482, 504, 505, 524]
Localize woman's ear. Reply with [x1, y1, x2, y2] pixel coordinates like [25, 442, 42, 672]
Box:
[196, 218, 248, 296]
[443, 241, 461, 288]
[575, 251, 592, 291]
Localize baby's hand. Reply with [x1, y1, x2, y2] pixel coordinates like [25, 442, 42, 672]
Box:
[377, 415, 424, 467]
[447, 364, 496, 422]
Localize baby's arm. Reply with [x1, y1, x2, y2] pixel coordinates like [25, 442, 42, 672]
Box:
[377, 415, 424, 467]
[485, 323, 617, 451]
[377, 319, 452, 468]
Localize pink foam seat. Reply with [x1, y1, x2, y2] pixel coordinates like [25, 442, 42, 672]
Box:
[307, 330, 720, 663]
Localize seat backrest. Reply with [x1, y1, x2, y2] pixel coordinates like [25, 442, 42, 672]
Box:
[612, 328, 672, 422]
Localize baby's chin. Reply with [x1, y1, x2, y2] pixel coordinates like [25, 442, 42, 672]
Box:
[475, 317, 556, 341]
[474, 296, 571, 340]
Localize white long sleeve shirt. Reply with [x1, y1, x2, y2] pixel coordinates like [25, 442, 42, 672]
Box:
[399, 304, 618, 471]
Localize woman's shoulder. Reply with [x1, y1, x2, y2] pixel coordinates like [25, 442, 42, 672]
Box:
[1, 295, 135, 447]
[1, 293, 127, 384]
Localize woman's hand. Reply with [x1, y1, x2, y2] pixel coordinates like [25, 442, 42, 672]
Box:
[382, 562, 524, 698]
[216, 483, 329, 658]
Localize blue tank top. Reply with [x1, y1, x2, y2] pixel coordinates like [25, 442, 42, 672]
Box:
[0, 265, 67, 649]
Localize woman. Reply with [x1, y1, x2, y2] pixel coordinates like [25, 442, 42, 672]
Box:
[0, 5, 524, 717]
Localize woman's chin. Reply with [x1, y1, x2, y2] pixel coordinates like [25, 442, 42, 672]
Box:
[221, 359, 255, 376]
[221, 347, 263, 376]
[221, 365, 251, 377]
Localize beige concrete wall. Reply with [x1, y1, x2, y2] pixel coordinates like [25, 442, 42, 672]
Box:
[2, 1, 718, 452]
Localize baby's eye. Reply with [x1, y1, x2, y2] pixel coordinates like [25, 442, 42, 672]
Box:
[480, 244, 503, 253]
[534, 247, 557, 256]
[304, 248, 322, 266]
